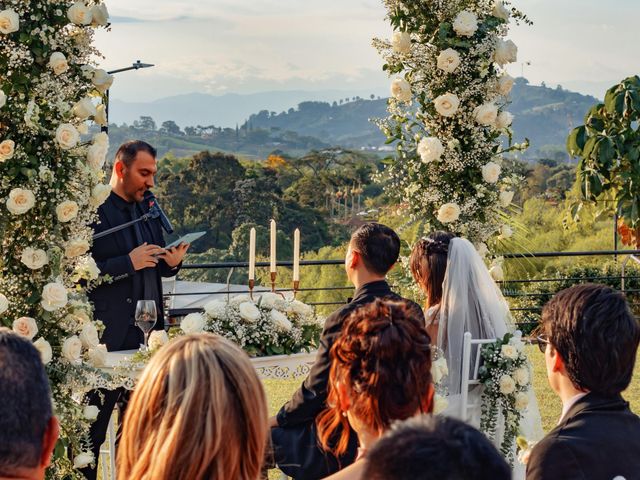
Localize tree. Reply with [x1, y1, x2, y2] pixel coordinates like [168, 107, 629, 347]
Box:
[159, 120, 183, 135]
[133, 115, 156, 131]
[568, 76, 640, 244]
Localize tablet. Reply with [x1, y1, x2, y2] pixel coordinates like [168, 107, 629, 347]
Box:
[165, 231, 206, 249]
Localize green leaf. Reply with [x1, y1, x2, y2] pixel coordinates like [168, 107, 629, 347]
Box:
[566, 126, 586, 156]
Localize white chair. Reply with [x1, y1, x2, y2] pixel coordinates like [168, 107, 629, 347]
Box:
[98, 412, 117, 480]
[459, 332, 496, 421]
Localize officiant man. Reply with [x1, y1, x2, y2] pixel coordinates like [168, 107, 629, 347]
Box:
[82, 140, 189, 480]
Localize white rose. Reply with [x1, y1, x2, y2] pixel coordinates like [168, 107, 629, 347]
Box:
[62, 335, 82, 363]
[417, 137, 445, 163]
[87, 344, 107, 367]
[0, 293, 8, 314]
[94, 104, 107, 126]
[55, 123, 79, 150]
[433, 394, 449, 414]
[482, 162, 501, 183]
[72, 97, 96, 120]
[21, 247, 49, 270]
[92, 131, 109, 147]
[493, 1, 510, 20]
[290, 300, 314, 317]
[90, 3, 109, 26]
[77, 257, 100, 281]
[33, 338, 53, 364]
[148, 330, 169, 351]
[259, 292, 280, 309]
[499, 190, 514, 207]
[92, 69, 114, 94]
[73, 452, 94, 469]
[431, 357, 449, 384]
[67, 2, 92, 25]
[238, 302, 261, 323]
[437, 203, 460, 224]
[13, 316, 38, 340]
[496, 111, 514, 129]
[83, 405, 100, 421]
[89, 183, 111, 207]
[494, 39, 518, 66]
[489, 264, 504, 281]
[474, 103, 498, 126]
[204, 299, 226, 318]
[500, 224, 513, 238]
[79, 322, 100, 348]
[56, 200, 79, 223]
[499, 374, 516, 395]
[453, 10, 478, 37]
[77, 123, 89, 135]
[0, 90, 5, 109]
[0, 139, 15, 161]
[48, 52, 69, 75]
[391, 31, 411, 54]
[41, 282, 68, 311]
[497, 74, 515, 96]
[510, 333, 525, 352]
[6, 188, 35, 215]
[513, 367, 530, 386]
[390, 78, 412, 103]
[180, 312, 205, 334]
[433, 93, 460, 117]
[0, 9, 20, 34]
[515, 392, 529, 411]
[501, 344, 518, 359]
[87, 143, 107, 170]
[271, 309, 293, 332]
[65, 238, 90, 258]
[436, 48, 461, 73]
[475, 242, 489, 258]
[229, 294, 251, 307]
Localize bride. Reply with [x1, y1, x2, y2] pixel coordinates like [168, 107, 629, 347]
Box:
[409, 232, 543, 478]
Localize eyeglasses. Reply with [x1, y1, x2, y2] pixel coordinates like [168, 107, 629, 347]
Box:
[536, 334, 550, 353]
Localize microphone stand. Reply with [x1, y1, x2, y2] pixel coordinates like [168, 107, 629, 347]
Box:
[92, 210, 159, 241]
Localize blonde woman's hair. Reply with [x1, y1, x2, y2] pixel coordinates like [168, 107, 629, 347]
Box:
[117, 333, 268, 480]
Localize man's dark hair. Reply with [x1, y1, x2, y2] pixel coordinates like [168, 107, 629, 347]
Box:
[541, 283, 640, 396]
[363, 415, 510, 480]
[115, 140, 157, 167]
[0, 329, 53, 474]
[350, 223, 400, 275]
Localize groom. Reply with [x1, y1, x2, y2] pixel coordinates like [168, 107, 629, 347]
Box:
[527, 283, 640, 479]
[270, 223, 425, 479]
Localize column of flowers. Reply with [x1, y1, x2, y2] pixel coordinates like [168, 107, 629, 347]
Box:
[0, 2, 114, 477]
[374, 0, 530, 246]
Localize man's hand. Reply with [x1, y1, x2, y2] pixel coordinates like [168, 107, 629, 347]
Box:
[159, 242, 189, 268]
[129, 243, 164, 271]
[268, 415, 279, 428]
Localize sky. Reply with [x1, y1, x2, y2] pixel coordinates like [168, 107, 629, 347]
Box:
[93, 0, 640, 102]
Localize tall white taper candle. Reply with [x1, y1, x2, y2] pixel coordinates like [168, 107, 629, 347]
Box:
[270, 219, 277, 273]
[293, 228, 300, 281]
[249, 227, 256, 280]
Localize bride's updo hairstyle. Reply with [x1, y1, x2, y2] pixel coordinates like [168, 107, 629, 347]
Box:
[316, 298, 433, 457]
[410, 231, 455, 308]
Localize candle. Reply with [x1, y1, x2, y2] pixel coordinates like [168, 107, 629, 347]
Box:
[270, 219, 277, 273]
[249, 227, 256, 281]
[293, 228, 300, 282]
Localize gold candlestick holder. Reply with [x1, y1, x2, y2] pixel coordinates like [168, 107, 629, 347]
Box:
[270, 271, 277, 292]
[248, 279, 255, 300]
[293, 280, 300, 299]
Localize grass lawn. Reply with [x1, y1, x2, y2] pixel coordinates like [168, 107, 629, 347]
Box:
[264, 346, 640, 478]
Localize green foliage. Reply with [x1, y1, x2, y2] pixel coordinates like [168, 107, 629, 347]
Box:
[568, 76, 640, 227]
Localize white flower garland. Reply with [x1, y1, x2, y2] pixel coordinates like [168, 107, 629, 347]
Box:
[0, 1, 116, 477]
[373, 0, 531, 243]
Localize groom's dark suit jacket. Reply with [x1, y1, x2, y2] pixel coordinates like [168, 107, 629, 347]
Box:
[90, 191, 179, 351]
[526, 392, 640, 480]
[272, 280, 425, 480]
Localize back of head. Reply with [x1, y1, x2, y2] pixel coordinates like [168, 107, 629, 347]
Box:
[118, 333, 268, 480]
[410, 231, 455, 307]
[541, 283, 640, 396]
[317, 298, 432, 456]
[0, 328, 53, 475]
[363, 415, 510, 480]
[115, 140, 157, 167]
[350, 223, 400, 275]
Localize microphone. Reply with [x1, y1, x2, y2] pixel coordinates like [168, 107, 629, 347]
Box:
[144, 190, 174, 234]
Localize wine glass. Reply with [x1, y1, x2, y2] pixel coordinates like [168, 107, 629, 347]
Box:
[135, 300, 157, 351]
